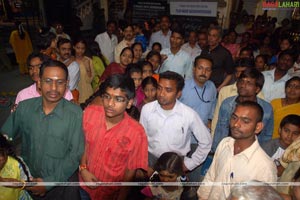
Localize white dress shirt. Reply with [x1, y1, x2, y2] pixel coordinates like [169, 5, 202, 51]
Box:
[181, 42, 202, 62]
[149, 30, 172, 49]
[95, 32, 118, 63]
[198, 137, 277, 200]
[159, 48, 193, 79]
[139, 100, 212, 170]
[262, 68, 291, 102]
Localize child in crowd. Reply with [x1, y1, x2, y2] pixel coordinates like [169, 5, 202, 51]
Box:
[132, 42, 143, 63]
[141, 61, 154, 79]
[255, 54, 269, 72]
[145, 51, 161, 80]
[74, 37, 95, 103]
[141, 152, 185, 200]
[134, 23, 148, 53]
[141, 77, 158, 109]
[0, 134, 32, 200]
[126, 63, 144, 110]
[89, 42, 109, 91]
[151, 42, 162, 53]
[262, 114, 300, 163]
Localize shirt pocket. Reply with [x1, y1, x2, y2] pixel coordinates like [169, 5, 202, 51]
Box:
[170, 123, 186, 146]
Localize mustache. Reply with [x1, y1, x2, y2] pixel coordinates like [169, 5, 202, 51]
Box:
[199, 75, 207, 79]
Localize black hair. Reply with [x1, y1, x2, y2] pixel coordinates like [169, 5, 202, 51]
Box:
[194, 54, 214, 67]
[278, 49, 296, 63]
[57, 38, 72, 48]
[146, 51, 161, 62]
[101, 74, 135, 99]
[171, 28, 185, 39]
[234, 58, 254, 69]
[0, 134, 30, 181]
[27, 52, 49, 67]
[141, 76, 158, 90]
[73, 37, 87, 48]
[37, 31, 57, 50]
[131, 42, 143, 51]
[106, 20, 117, 27]
[285, 76, 300, 89]
[239, 47, 254, 58]
[126, 105, 140, 121]
[90, 41, 108, 68]
[236, 101, 264, 122]
[120, 47, 133, 57]
[151, 42, 162, 52]
[125, 63, 142, 77]
[140, 61, 153, 71]
[280, 114, 300, 129]
[159, 71, 185, 92]
[40, 60, 69, 80]
[238, 68, 265, 90]
[255, 54, 268, 65]
[154, 152, 184, 176]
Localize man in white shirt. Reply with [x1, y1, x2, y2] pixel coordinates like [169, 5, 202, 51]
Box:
[159, 29, 193, 79]
[57, 38, 80, 102]
[181, 30, 201, 62]
[114, 24, 135, 63]
[262, 50, 294, 102]
[140, 71, 212, 172]
[198, 101, 277, 200]
[149, 15, 172, 49]
[94, 20, 118, 63]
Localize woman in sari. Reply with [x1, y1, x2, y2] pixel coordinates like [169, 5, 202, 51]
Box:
[271, 76, 300, 138]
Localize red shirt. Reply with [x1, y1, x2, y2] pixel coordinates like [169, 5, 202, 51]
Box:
[99, 62, 125, 83]
[80, 105, 148, 199]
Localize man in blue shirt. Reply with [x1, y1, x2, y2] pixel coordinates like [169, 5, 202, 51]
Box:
[212, 68, 274, 152]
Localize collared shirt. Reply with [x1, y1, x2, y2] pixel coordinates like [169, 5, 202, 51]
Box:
[211, 83, 264, 138]
[95, 31, 118, 63]
[114, 39, 135, 63]
[201, 45, 234, 88]
[262, 68, 291, 102]
[198, 137, 277, 200]
[149, 30, 172, 49]
[212, 96, 274, 152]
[159, 48, 193, 79]
[140, 100, 212, 170]
[181, 42, 202, 62]
[61, 59, 80, 91]
[1, 97, 84, 190]
[15, 83, 73, 105]
[180, 79, 217, 126]
[80, 105, 148, 199]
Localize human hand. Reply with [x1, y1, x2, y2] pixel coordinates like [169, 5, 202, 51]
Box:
[26, 178, 47, 197]
[80, 169, 99, 189]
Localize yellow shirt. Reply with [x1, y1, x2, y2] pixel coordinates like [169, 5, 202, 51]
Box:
[197, 137, 277, 200]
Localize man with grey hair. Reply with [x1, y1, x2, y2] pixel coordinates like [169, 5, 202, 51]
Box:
[228, 181, 283, 200]
[201, 26, 234, 92]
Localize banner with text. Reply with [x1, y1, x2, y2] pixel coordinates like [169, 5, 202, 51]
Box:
[170, 1, 218, 17]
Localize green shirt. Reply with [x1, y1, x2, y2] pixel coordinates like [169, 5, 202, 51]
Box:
[1, 97, 84, 190]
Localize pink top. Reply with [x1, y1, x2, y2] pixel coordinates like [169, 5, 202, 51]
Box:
[15, 83, 73, 104]
[135, 86, 145, 111]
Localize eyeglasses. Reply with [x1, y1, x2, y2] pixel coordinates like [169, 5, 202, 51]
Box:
[102, 93, 128, 103]
[194, 86, 211, 103]
[41, 78, 67, 87]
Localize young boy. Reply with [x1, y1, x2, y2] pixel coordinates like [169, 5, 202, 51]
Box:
[262, 114, 300, 163]
[79, 74, 148, 200]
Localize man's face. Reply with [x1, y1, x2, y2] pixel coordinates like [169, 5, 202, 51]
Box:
[279, 123, 300, 148]
[107, 23, 116, 35]
[170, 32, 183, 49]
[102, 87, 132, 120]
[157, 78, 181, 110]
[193, 58, 212, 86]
[38, 66, 68, 105]
[28, 57, 43, 82]
[235, 66, 247, 79]
[123, 26, 134, 41]
[160, 16, 170, 31]
[230, 105, 263, 140]
[237, 77, 260, 98]
[208, 29, 221, 47]
[188, 32, 197, 45]
[58, 42, 72, 61]
[277, 54, 293, 72]
[198, 33, 208, 49]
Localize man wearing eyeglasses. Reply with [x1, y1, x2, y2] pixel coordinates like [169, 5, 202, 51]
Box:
[79, 74, 148, 200]
[1, 60, 84, 199]
[212, 68, 274, 152]
[14, 53, 73, 111]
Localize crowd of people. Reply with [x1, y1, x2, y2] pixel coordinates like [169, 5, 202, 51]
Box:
[1, 12, 300, 200]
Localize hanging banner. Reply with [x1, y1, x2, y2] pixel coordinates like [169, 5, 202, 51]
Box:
[170, 1, 218, 17]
